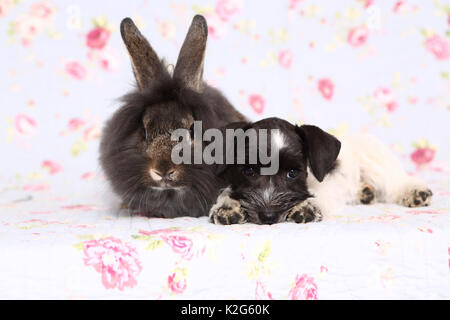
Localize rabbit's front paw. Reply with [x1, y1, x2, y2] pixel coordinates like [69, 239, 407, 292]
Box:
[287, 200, 322, 223]
[209, 196, 246, 225]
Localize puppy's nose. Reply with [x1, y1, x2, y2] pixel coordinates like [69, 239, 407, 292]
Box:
[150, 168, 177, 181]
[258, 210, 280, 225]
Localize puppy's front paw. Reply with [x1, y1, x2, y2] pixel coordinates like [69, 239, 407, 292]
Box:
[209, 196, 247, 225]
[287, 200, 322, 224]
[401, 188, 433, 207]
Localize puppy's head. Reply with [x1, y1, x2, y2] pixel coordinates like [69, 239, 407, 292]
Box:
[219, 117, 341, 224]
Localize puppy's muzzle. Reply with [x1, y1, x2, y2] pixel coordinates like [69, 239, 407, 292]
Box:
[257, 209, 283, 225]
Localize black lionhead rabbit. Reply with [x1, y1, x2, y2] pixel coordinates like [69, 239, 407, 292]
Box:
[100, 15, 246, 218]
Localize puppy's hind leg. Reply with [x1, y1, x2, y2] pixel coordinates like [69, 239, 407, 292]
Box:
[359, 182, 376, 205]
[397, 183, 433, 207]
[353, 133, 433, 207]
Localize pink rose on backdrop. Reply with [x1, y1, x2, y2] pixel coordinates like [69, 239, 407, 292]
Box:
[289, 0, 303, 10]
[0, 0, 13, 18]
[347, 25, 369, 47]
[168, 272, 187, 294]
[29, 2, 54, 20]
[288, 274, 318, 300]
[410, 147, 435, 166]
[215, 0, 243, 22]
[86, 27, 110, 50]
[363, 0, 375, 8]
[11, 1, 55, 46]
[318, 78, 334, 100]
[205, 13, 227, 39]
[42, 160, 62, 175]
[68, 118, 86, 131]
[14, 15, 44, 42]
[83, 237, 142, 290]
[87, 48, 120, 72]
[373, 87, 398, 112]
[278, 49, 293, 69]
[15, 114, 37, 136]
[249, 94, 265, 114]
[425, 35, 450, 60]
[83, 125, 101, 141]
[65, 61, 87, 80]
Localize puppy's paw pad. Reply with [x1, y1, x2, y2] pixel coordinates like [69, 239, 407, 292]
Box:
[359, 183, 375, 205]
[287, 201, 322, 224]
[402, 188, 433, 207]
[210, 200, 246, 225]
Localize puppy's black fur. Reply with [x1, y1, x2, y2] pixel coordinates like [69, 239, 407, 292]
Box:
[214, 117, 341, 225]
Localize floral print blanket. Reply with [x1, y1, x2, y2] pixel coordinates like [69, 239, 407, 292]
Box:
[1, 170, 449, 299]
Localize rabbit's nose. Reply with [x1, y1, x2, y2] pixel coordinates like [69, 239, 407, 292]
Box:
[150, 168, 177, 182]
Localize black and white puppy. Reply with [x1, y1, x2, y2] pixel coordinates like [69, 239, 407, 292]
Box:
[210, 117, 432, 225]
[210, 117, 341, 225]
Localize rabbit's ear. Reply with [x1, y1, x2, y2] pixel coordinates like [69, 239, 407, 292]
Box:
[120, 17, 162, 90]
[173, 15, 208, 92]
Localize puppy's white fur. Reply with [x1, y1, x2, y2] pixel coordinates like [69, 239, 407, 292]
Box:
[306, 133, 430, 219]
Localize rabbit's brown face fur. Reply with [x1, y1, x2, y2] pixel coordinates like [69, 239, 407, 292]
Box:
[142, 102, 194, 187]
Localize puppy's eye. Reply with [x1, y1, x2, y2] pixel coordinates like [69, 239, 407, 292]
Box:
[242, 166, 256, 177]
[287, 169, 299, 179]
[189, 123, 195, 140]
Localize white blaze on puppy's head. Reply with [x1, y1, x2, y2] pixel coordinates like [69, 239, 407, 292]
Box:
[272, 130, 286, 151]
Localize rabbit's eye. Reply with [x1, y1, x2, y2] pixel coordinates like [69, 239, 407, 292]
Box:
[242, 166, 256, 177]
[189, 123, 195, 140]
[287, 169, 299, 179]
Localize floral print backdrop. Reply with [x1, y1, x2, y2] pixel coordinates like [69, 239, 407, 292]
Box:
[1, 0, 449, 188]
[1, 0, 450, 300]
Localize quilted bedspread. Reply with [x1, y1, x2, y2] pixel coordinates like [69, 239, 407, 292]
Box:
[1, 170, 449, 300]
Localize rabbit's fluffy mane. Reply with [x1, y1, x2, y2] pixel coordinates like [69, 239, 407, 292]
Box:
[99, 66, 229, 218]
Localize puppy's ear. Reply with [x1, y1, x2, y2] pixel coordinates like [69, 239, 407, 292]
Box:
[295, 125, 341, 182]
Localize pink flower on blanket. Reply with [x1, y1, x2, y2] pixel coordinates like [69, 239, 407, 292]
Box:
[168, 272, 187, 294]
[255, 281, 274, 300]
[288, 274, 318, 300]
[83, 237, 142, 290]
[161, 235, 195, 260]
[139, 229, 206, 260]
